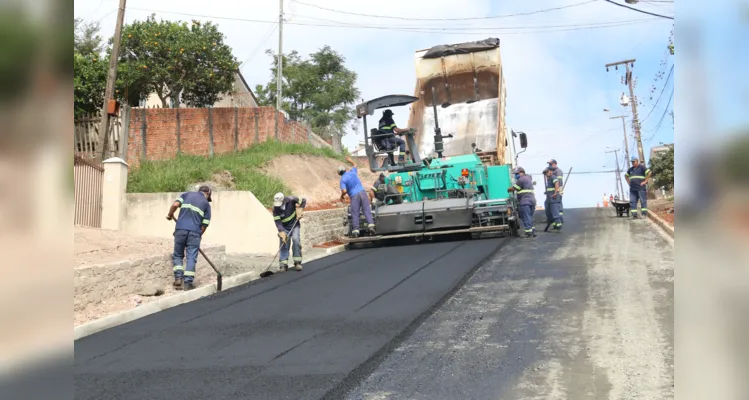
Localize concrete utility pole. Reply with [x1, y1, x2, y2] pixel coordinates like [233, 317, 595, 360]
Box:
[605, 59, 645, 162]
[609, 115, 631, 162]
[276, 0, 284, 111]
[95, 0, 127, 164]
[606, 148, 625, 199]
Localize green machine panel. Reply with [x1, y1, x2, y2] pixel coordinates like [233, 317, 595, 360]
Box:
[486, 165, 512, 200]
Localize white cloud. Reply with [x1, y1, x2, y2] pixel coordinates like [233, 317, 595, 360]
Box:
[74, 0, 673, 207]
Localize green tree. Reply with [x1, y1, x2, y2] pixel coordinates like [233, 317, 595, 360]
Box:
[118, 14, 239, 108]
[74, 18, 104, 56]
[255, 46, 360, 141]
[649, 146, 674, 190]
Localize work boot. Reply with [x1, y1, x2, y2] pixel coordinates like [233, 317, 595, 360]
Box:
[294, 262, 303, 272]
[532, 228, 537, 237]
[524, 232, 533, 239]
[173, 277, 183, 290]
[184, 281, 195, 291]
[367, 225, 376, 235]
[351, 230, 360, 238]
[279, 263, 288, 272]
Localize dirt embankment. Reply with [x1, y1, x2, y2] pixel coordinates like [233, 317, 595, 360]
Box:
[261, 155, 379, 210]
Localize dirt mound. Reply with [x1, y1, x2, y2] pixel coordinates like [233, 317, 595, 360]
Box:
[261, 155, 379, 207]
[188, 170, 236, 192]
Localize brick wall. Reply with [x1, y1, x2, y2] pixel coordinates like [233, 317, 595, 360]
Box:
[300, 208, 347, 253]
[125, 106, 331, 166]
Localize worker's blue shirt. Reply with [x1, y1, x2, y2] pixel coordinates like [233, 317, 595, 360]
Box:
[378, 117, 397, 135]
[340, 168, 365, 197]
[513, 175, 536, 207]
[552, 167, 563, 187]
[626, 164, 650, 190]
[273, 196, 306, 231]
[545, 174, 561, 202]
[174, 192, 211, 233]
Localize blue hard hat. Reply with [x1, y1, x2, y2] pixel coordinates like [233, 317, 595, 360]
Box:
[631, 156, 639, 162]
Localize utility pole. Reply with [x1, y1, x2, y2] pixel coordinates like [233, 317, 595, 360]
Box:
[606, 148, 625, 199]
[276, 0, 284, 111]
[609, 115, 630, 162]
[605, 59, 645, 162]
[95, 0, 127, 164]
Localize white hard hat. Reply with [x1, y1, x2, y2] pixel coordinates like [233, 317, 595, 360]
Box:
[273, 192, 284, 207]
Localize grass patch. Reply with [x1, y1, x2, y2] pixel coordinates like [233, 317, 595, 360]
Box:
[127, 141, 343, 207]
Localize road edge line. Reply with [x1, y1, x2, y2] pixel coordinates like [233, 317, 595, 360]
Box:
[73, 244, 347, 340]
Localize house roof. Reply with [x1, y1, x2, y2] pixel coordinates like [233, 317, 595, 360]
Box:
[235, 69, 259, 106]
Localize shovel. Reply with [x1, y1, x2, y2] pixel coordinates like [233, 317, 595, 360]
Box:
[259, 218, 301, 279]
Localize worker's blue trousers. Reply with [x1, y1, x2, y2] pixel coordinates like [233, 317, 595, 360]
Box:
[279, 223, 302, 267]
[545, 198, 563, 229]
[519, 204, 536, 234]
[173, 229, 201, 283]
[350, 191, 374, 233]
[630, 188, 648, 216]
[386, 137, 406, 153]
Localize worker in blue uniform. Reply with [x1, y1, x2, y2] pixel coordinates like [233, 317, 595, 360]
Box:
[547, 159, 564, 223]
[272, 192, 307, 271]
[507, 166, 537, 238]
[378, 109, 413, 165]
[625, 156, 652, 219]
[166, 186, 212, 290]
[543, 167, 563, 232]
[339, 155, 376, 238]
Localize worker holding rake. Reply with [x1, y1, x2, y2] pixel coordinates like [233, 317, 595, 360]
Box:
[273, 192, 307, 272]
[166, 186, 212, 290]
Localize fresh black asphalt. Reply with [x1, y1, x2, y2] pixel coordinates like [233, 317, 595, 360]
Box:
[74, 237, 505, 400]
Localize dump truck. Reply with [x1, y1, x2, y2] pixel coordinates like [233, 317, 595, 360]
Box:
[407, 38, 509, 165]
[341, 38, 527, 245]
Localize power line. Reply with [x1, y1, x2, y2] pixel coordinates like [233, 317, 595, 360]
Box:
[128, 8, 660, 35]
[287, 13, 656, 31]
[292, 0, 599, 21]
[602, 0, 674, 19]
[239, 23, 278, 68]
[640, 64, 674, 123]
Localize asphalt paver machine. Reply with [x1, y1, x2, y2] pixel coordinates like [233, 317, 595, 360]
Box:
[341, 93, 525, 245]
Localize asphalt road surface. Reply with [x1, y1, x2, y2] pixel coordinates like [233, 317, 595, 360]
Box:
[74, 208, 673, 400]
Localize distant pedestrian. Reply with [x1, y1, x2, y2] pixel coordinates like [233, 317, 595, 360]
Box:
[166, 186, 212, 291]
[339, 155, 376, 238]
[508, 166, 537, 238]
[625, 156, 652, 219]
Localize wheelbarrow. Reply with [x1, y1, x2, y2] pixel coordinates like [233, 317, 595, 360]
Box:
[612, 199, 630, 218]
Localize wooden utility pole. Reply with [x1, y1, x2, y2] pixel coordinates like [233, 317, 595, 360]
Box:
[95, 0, 127, 164]
[605, 59, 645, 162]
[276, 0, 284, 111]
[606, 148, 625, 199]
[609, 115, 630, 162]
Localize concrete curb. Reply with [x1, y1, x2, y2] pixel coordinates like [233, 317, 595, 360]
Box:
[73, 244, 347, 340]
[647, 211, 674, 239]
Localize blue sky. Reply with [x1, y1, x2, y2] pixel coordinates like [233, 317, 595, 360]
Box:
[73, 0, 693, 207]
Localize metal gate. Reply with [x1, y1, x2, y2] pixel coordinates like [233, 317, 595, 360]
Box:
[74, 155, 103, 227]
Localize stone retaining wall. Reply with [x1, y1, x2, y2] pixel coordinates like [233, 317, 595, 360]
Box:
[301, 208, 347, 253]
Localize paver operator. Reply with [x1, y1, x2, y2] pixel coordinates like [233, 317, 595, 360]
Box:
[166, 186, 212, 291]
[273, 192, 306, 272]
[544, 167, 563, 232]
[547, 159, 564, 223]
[378, 109, 414, 166]
[625, 156, 652, 219]
[339, 155, 376, 238]
[507, 166, 537, 238]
